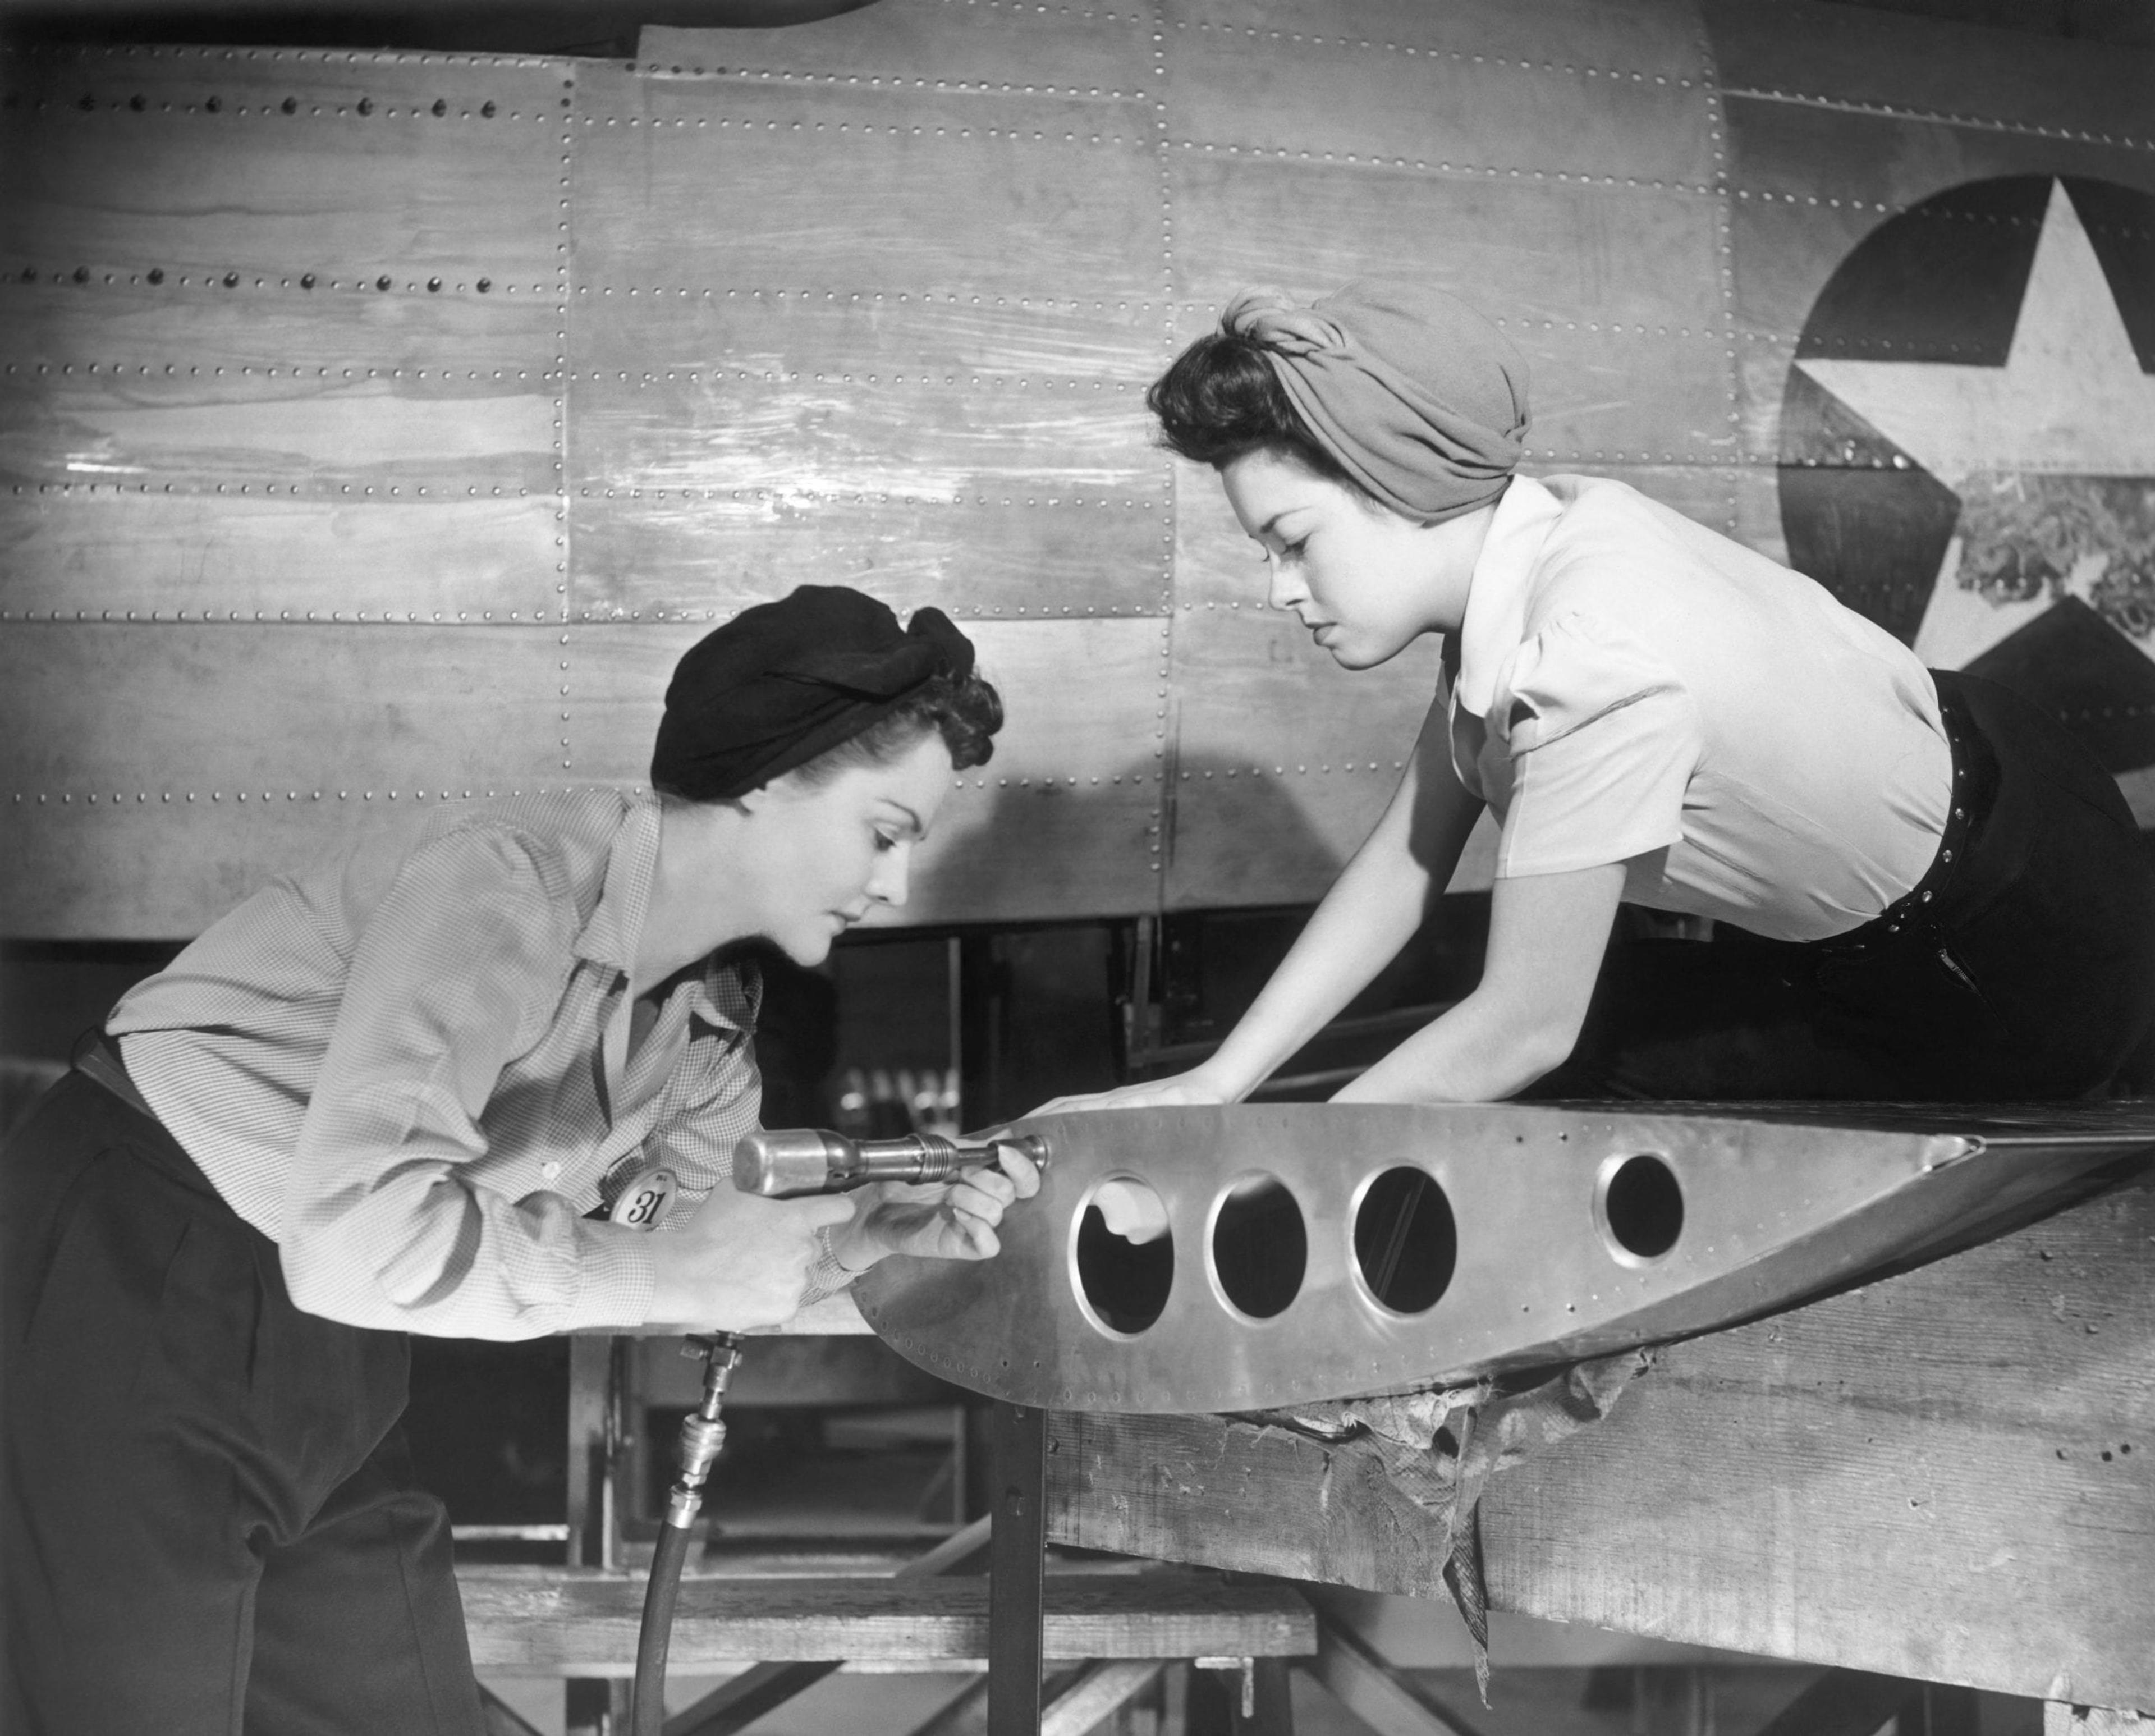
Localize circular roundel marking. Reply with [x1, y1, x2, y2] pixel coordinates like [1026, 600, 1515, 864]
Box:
[1779, 176, 2155, 778]
[1070, 1175, 1173, 1338]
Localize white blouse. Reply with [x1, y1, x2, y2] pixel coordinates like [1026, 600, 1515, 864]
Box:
[1448, 474, 1953, 943]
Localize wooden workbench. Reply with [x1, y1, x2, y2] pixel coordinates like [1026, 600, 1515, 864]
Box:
[1047, 1169, 2155, 1715]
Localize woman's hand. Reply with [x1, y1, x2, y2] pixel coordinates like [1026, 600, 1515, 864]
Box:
[1028, 1066, 1234, 1117]
[826, 1146, 1042, 1273]
[644, 1190, 855, 1330]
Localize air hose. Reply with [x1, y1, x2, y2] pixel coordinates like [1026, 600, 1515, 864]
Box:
[632, 1331, 742, 1736]
[628, 1127, 1044, 1735]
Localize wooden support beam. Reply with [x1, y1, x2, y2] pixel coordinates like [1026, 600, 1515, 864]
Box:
[1048, 1177, 2155, 1712]
[1298, 1619, 1484, 1736]
[992, 1403, 1052, 1736]
[1042, 1661, 1168, 1736]
[458, 1569, 1315, 1675]
[659, 1518, 993, 1736]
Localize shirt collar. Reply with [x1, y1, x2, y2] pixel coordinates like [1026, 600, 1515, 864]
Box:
[576, 791, 756, 1037]
[573, 789, 662, 977]
[1453, 473, 1563, 717]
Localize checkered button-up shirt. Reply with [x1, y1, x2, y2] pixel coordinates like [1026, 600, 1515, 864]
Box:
[112, 787, 781, 1339]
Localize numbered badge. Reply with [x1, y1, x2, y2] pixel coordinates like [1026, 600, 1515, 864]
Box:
[608, 1166, 678, 1231]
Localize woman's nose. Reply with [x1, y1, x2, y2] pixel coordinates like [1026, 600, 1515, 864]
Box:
[868, 842, 911, 908]
[1266, 560, 1304, 612]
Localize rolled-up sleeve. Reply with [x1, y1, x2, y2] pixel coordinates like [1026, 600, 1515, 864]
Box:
[279, 827, 657, 1338]
[1491, 611, 1703, 878]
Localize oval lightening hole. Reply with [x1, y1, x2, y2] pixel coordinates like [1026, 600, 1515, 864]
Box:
[1604, 1155, 1683, 1260]
[1353, 1166, 1455, 1315]
[1211, 1173, 1306, 1320]
[1074, 1182, 1173, 1336]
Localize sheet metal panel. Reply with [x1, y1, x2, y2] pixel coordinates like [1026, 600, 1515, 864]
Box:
[1169, 163, 1734, 470]
[1, 623, 571, 937]
[1164, 0, 1717, 190]
[1, 45, 566, 283]
[573, 498, 1168, 626]
[0, 495, 561, 622]
[1166, 0, 1709, 88]
[1703, 0, 2155, 152]
[1159, 528, 1443, 909]
[565, 56, 1172, 639]
[860, 1100, 2155, 1413]
[567, 67, 1162, 304]
[562, 618, 1170, 925]
[639, 6, 1151, 91]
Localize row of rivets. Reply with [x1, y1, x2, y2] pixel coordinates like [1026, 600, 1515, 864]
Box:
[0, 482, 1193, 504]
[0, 273, 1163, 314]
[1725, 85, 2153, 152]
[1168, 141, 1715, 193]
[581, 490, 1160, 507]
[8, 484, 539, 496]
[12, 43, 568, 67]
[1171, 303, 1714, 341]
[584, 114, 1144, 145]
[7, 364, 543, 379]
[12, 265, 535, 293]
[1742, 332, 2012, 356]
[1170, 19, 1697, 88]
[573, 369, 1138, 390]
[966, 772, 1164, 788]
[17, 789, 532, 803]
[1694, 21, 1743, 544]
[1152, 10, 1177, 876]
[1179, 764, 1406, 777]
[12, 778, 1145, 800]
[3, 609, 549, 622]
[644, 65, 1141, 98]
[14, 91, 524, 120]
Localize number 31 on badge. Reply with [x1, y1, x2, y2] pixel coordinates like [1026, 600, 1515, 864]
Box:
[609, 1167, 679, 1230]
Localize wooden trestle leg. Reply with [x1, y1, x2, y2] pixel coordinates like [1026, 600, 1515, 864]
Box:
[988, 1401, 1049, 1736]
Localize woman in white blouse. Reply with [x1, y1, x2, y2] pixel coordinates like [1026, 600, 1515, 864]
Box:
[1057, 282, 2155, 1129]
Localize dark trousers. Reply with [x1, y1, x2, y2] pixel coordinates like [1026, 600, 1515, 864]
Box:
[1536, 672, 2155, 1101]
[2, 1071, 486, 1736]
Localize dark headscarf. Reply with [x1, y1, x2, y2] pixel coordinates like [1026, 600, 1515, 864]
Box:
[651, 585, 976, 800]
[1222, 280, 1530, 523]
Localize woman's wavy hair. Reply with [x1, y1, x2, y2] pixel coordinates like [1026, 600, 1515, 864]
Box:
[787, 668, 1003, 787]
[1145, 329, 1357, 488]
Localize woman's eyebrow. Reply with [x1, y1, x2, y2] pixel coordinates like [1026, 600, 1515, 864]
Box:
[881, 801, 925, 836]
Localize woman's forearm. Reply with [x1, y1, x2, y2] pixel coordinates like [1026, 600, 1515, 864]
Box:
[1200, 829, 1439, 1098]
[1332, 860, 1629, 1105]
[1332, 981, 1574, 1103]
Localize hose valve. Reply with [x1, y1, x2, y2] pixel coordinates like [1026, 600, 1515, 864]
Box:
[663, 1332, 743, 1531]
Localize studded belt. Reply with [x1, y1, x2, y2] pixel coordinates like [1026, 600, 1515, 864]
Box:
[1815, 675, 1996, 960]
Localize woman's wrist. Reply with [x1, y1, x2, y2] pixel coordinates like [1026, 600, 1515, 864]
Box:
[821, 1220, 881, 1276]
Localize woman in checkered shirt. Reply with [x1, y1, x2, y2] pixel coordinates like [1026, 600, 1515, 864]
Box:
[3, 585, 1041, 1734]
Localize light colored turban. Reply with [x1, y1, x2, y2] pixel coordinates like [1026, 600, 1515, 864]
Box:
[1222, 281, 1530, 523]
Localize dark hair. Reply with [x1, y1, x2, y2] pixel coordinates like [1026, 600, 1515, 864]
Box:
[785, 667, 1003, 788]
[1146, 329, 1358, 487]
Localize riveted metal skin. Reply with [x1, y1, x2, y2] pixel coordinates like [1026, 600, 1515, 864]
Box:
[4, 4, 2152, 937]
[856, 1102, 2155, 1413]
